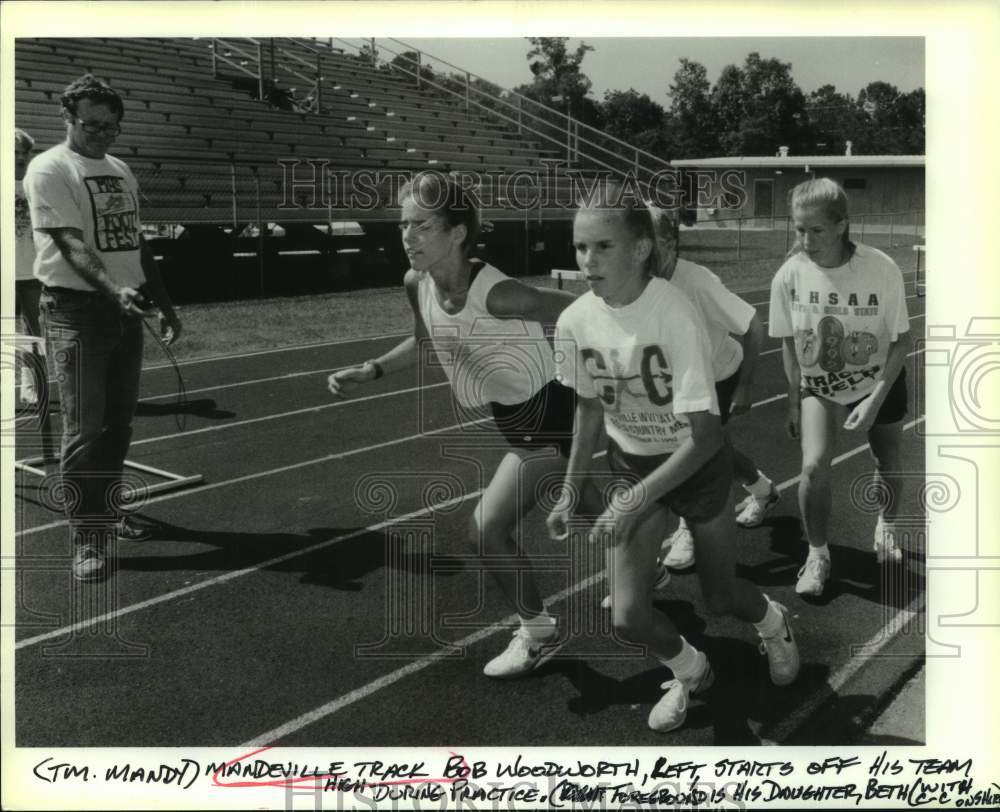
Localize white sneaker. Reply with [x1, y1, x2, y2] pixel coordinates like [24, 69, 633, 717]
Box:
[758, 600, 800, 686]
[795, 555, 831, 597]
[647, 652, 715, 732]
[735, 487, 780, 527]
[662, 525, 695, 569]
[874, 517, 903, 564]
[482, 627, 563, 679]
[601, 562, 671, 609]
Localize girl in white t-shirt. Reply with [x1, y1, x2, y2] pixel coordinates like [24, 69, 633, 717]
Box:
[329, 172, 587, 680]
[548, 185, 799, 733]
[769, 178, 912, 598]
[646, 205, 780, 573]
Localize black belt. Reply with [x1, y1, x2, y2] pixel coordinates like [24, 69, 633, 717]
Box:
[43, 285, 102, 295]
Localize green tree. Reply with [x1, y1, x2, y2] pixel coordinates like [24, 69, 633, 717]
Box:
[896, 88, 925, 153]
[510, 37, 601, 160]
[857, 81, 924, 153]
[385, 51, 436, 85]
[805, 84, 868, 154]
[711, 64, 746, 155]
[600, 88, 672, 157]
[514, 38, 599, 120]
[668, 58, 718, 157]
[711, 53, 810, 156]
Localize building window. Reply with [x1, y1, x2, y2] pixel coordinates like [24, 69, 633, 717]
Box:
[753, 179, 774, 217]
[844, 178, 867, 190]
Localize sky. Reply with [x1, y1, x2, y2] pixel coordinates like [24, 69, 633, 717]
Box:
[397, 37, 925, 106]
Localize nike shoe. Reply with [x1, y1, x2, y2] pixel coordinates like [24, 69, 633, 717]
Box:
[647, 651, 715, 732]
[73, 544, 107, 582]
[482, 627, 564, 679]
[874, 516, 903, 564]
[795, 555, 831, 597]
[758, 600, 800, 686]
[662, 525, 695, 570]
[735, 487, 780, 528]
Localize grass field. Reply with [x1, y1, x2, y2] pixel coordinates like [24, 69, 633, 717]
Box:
[150, 231, 925, 364]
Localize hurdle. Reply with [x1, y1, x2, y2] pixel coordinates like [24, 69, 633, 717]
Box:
[11, 333, 55, 465]
[913, 244, 926, 297]
[552, 268, 584, 289]
[15, 455, 204, 498]
[12, 333, 203, 498]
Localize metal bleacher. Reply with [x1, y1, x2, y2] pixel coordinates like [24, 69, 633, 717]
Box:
[15, 37, 570, 225]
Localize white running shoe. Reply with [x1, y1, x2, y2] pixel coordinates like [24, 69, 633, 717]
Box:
[735, 487, 780, 528]
[663, 525, 695, 569]
[874, 517, 903, 564]
[482, 627, 563, 679]
[601, 562, 671, 610]
[795, 555, 831, 597]
[758, 600, 800, 686]
[647, 652, 715, 732]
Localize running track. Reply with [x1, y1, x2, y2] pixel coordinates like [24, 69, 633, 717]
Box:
[12, 279, 927, 748]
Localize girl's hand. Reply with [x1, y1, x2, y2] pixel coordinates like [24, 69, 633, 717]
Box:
[844, 396, 878, 432]
[730, 382, 752, 416]
[588, 487, 642, 547]
[546, 507, 573, 541]
[546, 483, 584, 540]
[786, 401, 801, 440]
[328, 364, 374, 398]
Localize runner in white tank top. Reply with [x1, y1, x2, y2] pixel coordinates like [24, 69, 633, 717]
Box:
[329, 172, 591, 679]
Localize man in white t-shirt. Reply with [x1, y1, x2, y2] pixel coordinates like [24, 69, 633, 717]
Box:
[24, 73, 182, 582]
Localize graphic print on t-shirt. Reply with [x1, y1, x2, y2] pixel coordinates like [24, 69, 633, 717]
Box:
[581, 342, 691, 447]
[794, 316, 882, 398]
[795, 319, 880, 372]
[15, 190, 31, 239]
[85, 175, 139, 252]
[582, 345, 674, 408]
[770, 246, 909, 407]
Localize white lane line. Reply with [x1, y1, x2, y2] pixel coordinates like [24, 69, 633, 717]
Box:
[130, 381, 450, 447]
[761, 592, 924, 742]
[13, 488, 485, 652]
[142, 331, 408, 372]
[132, 317, 928, 444]
[15, 415, 924, 695]
[14, 408, 483, 540]
[16, 349, 926, 538]
[240, 418, 925, 746]
[240, 571, 607, 748]
[141, 366, 344, 401]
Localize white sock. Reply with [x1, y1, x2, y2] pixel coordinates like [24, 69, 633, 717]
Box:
[744, 472, 774, 498]
[521, 612, 557, 642]
[676, 517, 689, 533]
[808, 543, 831, 561]
[753, 596, 785, 638]
[877, 517, 898, 546]
[658, 637, 703, 683]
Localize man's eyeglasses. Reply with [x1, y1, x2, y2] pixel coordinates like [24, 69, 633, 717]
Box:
[76, 119, 122, 136]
